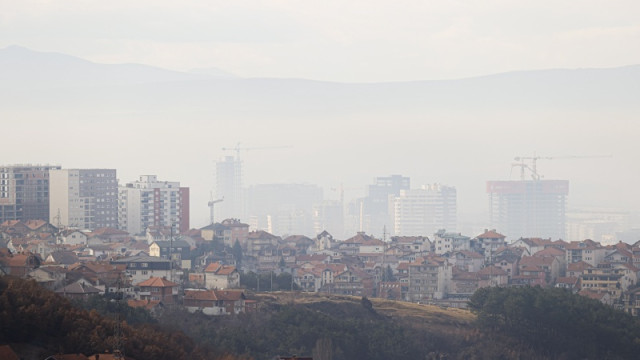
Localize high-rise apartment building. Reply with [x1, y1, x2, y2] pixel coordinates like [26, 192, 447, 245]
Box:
[215, 156, 243, 221]
[487, 180, 569, 240]
[361, 175, 410, 235]
[0, 164, 61, 223]
[390, 184, 457, 236]
[49, 169, 118, 230]
[118, 175, 190, 236]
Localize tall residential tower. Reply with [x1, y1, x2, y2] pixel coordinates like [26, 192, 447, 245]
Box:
[0, 164, 61, 223]
[118, 175, 190, 235]
[49, 169, 118, 230]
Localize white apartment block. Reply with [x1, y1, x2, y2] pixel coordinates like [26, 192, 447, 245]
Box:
[118, 175, 189, 236]
[391, 184, 457, 236]
[49, 169, 118, 230]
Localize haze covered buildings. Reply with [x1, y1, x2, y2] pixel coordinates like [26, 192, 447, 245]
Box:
[118, 175, 190, 235]
[215, 156, 243, 222]
[487, 180, 569, 240]
[247, 183, 323, 236]
[49, 169, 118, 230]
[391, 184, 457, 236]
[0, 164, 61, 223]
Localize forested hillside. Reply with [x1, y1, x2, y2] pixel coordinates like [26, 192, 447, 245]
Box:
[2, 275, 640, 360]
[0, 276, 241, 360]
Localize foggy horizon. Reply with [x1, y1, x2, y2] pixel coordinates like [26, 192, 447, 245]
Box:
[2, 1, 639, 240]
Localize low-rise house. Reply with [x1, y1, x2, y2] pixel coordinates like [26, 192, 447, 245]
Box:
[88, 227, 130, 244]
[614, 263, 638, 290]
[622, 287, 640, 316]
[136, 277, 178, 304]
[447, 250, 484, 272]
[27, 266, 66, 290]
[200, 219, 249, 247]
[282, 235, 314, 255]
[0, 251, 41, 276]
[533, 246, 567, 276]
[55, 281, 101, 300]
[59, 230, 88, 246]
[477, 265, 508, 287]
[567, 261, 593, 278]
[296, 268, 323, 292]
[311, 230, 335, 252]
[512, 238, 552, 257]
[474, 229, 507, 258]
[204, 262, 240, 289]
[555, 276, 579, 292]
[66, 261, 128, 294]
[407, 256, 452, 301]
[450, 269, 479, 296]
[491, 251, 520, 281]
[111, 255, 173, 284]
[339, 232, 384, 256]
[580, 264, 625, 298]
[604, 248, 633, 265]
[579, 288, 613, 306]
[389, 235, 431, 254]
[330, 266, 375, 297]
[510, 272, 546, 287]
[45, 250, 79, 266]
[149, 239, 192, 269]
[245, 230, 281, 257]
[433, 230, 471, 255]
[519, 255, 560, 284]
[565, 239, 606, 266]
[183, 289, 246, 315]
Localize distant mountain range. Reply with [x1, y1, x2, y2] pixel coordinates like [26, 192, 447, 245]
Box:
[2, 44, 639, 113]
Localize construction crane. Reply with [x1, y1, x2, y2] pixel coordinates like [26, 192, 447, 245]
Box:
[207, 192, 224, 225]
[221, 142, 293, 161]
[512, 154, 612, 180]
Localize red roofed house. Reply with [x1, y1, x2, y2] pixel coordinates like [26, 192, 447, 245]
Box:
[87, 227, 130, 244]
[183, 289, 246, 315]
[519, 255, 560, 284]
[477, 265, 508, 287]
[136, 277, 178, 304]
[0, 251, 41, 276]
[475, 229, 507, 258]
[204, 262, 240, 289]
[331, 266, 375, 297]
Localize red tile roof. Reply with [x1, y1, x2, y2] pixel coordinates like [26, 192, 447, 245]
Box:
[533, 247, 565, 257]
[568, 261, 593, 272]
[477, 266, 507, 276]
[476, 229, 505, 239]
[214, 289, 245, 301]
[136, 277, 178, 287]
[185, 289, 218, 301]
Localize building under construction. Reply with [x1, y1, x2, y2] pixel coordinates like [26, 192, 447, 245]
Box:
[487, 179, 569, 241]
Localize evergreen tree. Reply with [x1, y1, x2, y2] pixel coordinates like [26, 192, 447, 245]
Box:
[232, 240, 243, 265]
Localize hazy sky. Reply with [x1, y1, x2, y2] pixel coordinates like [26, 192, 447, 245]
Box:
[2, 1, 639, 235]
[2, 0, 640, 82]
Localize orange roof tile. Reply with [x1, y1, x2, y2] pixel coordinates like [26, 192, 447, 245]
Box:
[136, 277, 178, 287]
[185, 289, 218, 301]
[476, 229, 505, 239]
